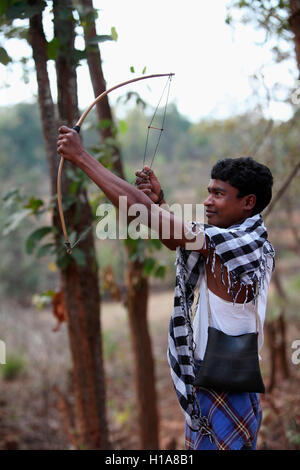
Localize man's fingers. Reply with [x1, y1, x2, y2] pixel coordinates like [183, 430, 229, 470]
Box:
[57, 136, 66, 145]
[58, 125, 72, 134]
[135, 176, 150, 185]
[135, 170, 150, 180]
[57, 136, 68, 155]
[57, 145, 65, 156]
[137, 183, 152, 190]
[57, 138, 65, 150]
[143, 166, 160, 185]
[143, 165, 152, 174]
[135, 177, 149, 184]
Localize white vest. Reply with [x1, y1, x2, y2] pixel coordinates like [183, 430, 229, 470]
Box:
[192, 254, 273, 361]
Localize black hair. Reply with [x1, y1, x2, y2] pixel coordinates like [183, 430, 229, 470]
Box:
[211, 156, 273, 215]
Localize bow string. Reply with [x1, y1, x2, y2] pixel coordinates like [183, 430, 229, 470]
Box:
[57, 73, 174, 254]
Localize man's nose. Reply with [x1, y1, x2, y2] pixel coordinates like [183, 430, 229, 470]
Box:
[204, 195, 212, 206]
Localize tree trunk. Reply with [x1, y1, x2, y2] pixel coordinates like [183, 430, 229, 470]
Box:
[266, 320, 277, 392]
[266, 269, 290, 392]
[126, 260, 160, 449]
[272, 270, 290, 379]
[79, 0, 159, 449]
[266, 311, 289, 393]
[278, 313, 290, 379]
[286, 194, 300, 254]
[51, 0, 109, 449]
[28, 12, 58, 194]
[289, 0, 300, 74]
[78, 0, 124, 178]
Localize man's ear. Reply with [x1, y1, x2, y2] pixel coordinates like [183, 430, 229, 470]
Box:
[244, 194, 256, 211]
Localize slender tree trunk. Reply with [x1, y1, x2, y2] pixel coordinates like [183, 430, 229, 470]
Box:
[28, 12, 58, 194]
[286, 197, 300, 254]
[266, 268, 290, 392]
[48, 0, 109, 449]
[126, 261, 159, 449]
[78, 0, 124, 178]
[272, 270, 290, 379]
[266, 321, 277, 392]
[289, 0, 300, 74]
[263, 160, 300, 220]
[79, 0, 159, 449]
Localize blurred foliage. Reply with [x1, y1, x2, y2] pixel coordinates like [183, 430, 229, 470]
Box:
[287, 420, 300, 448]
[226, 0, 293, 44]
[102, 330, 119, 359]
[0, 103, 46, 179]
[0, 353, 27, 381]
[0, 202, 57, 305]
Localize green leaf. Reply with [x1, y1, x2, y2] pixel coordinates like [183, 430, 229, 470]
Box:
[0, 47, 12, 65]
[238, 0, 249, 7]
[154, 265, 166, 279]
[124, 237, 146, 262]
[56, 252, 71, 270]
[143, 257, 156, 275]
[69, 181, 78, 195]
[0, 2, 8, 15]
[148, 239, 162, 250]
[98, 119, 112, 130]
[47, 37, 60, 61]
[87, 35, 113, 45]
[3, 208, 32, 236]
[118, 120, 128, 134]
[142, 66, 147, 74]
[225, 14, 232, 25]
[45, 290, 56, 297]
[24, 196, 44, 213]
[3, 188, 20, 202]
[5, 1, 47, 20]
[110, 26, 118, 41]
[26, 226, 53, 254]
[56, 6, 72, 21]
[71, 49, 87, 64]
[36, 243, 56, 258]
[32, 290, 55, 309]
[130, 66, 135, 73]
[71, 248, 86, 266]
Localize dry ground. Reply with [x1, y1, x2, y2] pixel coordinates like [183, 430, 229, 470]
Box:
[1, 289, 300, 450]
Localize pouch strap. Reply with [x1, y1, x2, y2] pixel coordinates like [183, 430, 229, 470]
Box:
[204, 267, 259, 333]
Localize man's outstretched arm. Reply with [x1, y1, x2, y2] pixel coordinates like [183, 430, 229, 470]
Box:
[57, 126, 205, 252]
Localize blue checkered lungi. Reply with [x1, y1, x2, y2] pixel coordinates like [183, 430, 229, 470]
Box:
[185, 363, 263, 450]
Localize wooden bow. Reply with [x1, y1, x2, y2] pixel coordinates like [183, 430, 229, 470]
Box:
[57, 73, 174, 254]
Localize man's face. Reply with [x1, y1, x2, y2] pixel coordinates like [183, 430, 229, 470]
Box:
[204, 179, 255, 228]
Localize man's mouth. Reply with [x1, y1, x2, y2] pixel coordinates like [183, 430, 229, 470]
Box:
[206, 210, 216, 216]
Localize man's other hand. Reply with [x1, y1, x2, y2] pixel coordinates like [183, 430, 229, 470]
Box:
[135, 166, 163, 204]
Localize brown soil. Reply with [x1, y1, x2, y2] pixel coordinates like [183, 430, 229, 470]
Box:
[0, 290, 300, 450]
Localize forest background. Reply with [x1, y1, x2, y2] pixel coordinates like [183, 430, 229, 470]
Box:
[0, 0, 300, 451]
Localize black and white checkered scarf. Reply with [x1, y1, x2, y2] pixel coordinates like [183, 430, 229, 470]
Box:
[167, 213, 275, 432]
